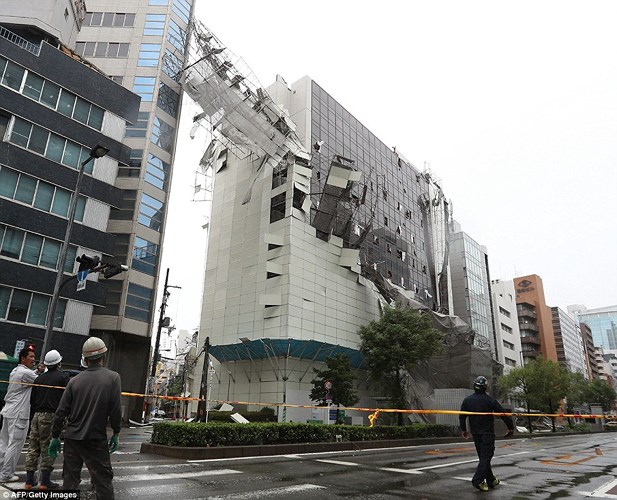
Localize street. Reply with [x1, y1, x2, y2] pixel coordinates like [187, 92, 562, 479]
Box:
[4, 428, 617, 499]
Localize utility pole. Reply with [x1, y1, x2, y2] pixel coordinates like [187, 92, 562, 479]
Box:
[197, 336, 211, 422]
[143, 268, 180, 422]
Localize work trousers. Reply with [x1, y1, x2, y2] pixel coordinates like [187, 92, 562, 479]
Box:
[471, 432, 496, 486]
[0, 416, 29, 480]
[62, 438, 114, 500]
[25, 412, 56, 471]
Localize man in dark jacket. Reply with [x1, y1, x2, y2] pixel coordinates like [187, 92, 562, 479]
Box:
[24, 350, 69, 490]
[459, 375, 514, 492]
[49, 337, 121, 499]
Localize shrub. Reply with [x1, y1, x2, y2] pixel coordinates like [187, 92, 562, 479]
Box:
[151, 421, 453, 447]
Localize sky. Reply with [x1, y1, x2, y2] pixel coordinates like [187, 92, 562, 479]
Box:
[157, 0, 617, 334]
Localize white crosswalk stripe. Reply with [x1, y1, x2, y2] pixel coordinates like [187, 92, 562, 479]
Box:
[207, 484, 327, 499]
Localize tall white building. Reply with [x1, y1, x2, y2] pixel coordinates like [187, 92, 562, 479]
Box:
[182, 23, 452, 420]
[490, 280, 522, 372]
[551, 307, 587, 376]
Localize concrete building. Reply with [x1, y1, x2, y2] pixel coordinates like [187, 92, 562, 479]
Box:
[514, 274, 557, 364]
[0, 2, 139, 377]
[551, 307, 587, 376]
[448, 221, 495, 355]
[490, 279, 522, 372]
[181, 21, 453, 420]
[579, 322, 600, 380]
[73, 0, 194, 419]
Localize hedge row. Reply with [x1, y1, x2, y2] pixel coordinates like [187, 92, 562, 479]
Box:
[151, 421, 454, 447]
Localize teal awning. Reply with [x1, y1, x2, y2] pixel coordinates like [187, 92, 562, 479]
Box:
[209, 338, 365, 369]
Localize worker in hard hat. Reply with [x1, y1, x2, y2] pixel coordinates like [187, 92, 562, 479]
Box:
[24, 349, 69, 490]
[0, 347, 44, 483]
[49, 337, 121, 499]
[460, 375, 514, 492]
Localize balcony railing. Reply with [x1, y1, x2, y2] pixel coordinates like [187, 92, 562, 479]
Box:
[0, 25, 41, 56]
[517, 307, 537, 319]
[519, 322, 539, 333]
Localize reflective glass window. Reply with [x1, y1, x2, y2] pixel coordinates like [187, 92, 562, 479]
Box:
[8, 289, 30, 323]
[2, 61, 24, 90]
[23, 72, 44, 100]
[1, 227, 24, 259]
[50, 189, 70, 217]
[21, 233, 43, 264]
[0, 286, 9, 319]
[40, 239, 60, 269]
[33, 182, 54, 211]
[57, 90, 76, 117]
[15, 175, 36, 204]
[27, 295, 49, 325]
[0, 168, 18, 198]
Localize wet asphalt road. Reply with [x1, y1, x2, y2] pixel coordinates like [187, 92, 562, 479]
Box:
[5, 428, 617, 499]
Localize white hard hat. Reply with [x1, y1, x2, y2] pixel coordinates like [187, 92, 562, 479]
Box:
[82, 336, 107, 359]
[44, 350, 62, 366]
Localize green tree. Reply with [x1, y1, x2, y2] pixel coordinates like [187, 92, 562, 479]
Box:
[499, 358, 570, 432]
[584, 379, 617, 412]
[359, 305, 443, 425]
[310, 353, 359, 424]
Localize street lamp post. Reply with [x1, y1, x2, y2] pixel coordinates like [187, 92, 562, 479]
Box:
[41, 144, 110, 358]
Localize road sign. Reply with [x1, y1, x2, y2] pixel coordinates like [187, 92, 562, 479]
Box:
[324, 380, 332, 390]
[13, 340, 25, 358]
[76, 270, 89, 291]
[329, 408, 337, 421]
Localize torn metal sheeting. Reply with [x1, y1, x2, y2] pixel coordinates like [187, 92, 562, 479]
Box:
[293, 164, 312, 178]
[339, 248, 360, 267]
[294, 181, 309, 194]
[301, 196, 312, 213]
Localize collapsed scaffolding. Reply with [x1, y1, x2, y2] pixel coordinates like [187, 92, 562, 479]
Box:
[175, 20, 500, 418]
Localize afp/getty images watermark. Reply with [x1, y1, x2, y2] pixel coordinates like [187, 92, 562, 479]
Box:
[2, 491, 80, 499]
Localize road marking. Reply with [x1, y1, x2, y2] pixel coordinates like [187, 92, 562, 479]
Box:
[207, 483, 326, 499]
[425, 446, 474, 455]
[411, 450, 532, 471]
[116, 469, 242, 481]
[380, 467, 424, 475]
[315, 459, 359, 466]
[113, 463, 209, 471]
[452, 476, 509, 485]
[578, 478, 617, 498]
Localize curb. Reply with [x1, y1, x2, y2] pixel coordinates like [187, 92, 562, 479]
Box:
[141, 436, 470, 460]
[140, 430, 601, 460]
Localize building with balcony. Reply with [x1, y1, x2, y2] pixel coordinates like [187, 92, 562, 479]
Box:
[514, 274, 557, 364]
[0, 4, 139, 368]
[490, 279, 522, 372]
[579, 322, 599, 380]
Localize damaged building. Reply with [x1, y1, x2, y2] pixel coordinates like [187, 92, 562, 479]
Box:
[181, 21, 495, 422]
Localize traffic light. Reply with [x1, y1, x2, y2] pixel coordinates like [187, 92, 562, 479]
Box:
[102, 264, 129, 279]
[76, 254, 100, 272]
[26, 343, 36, 353]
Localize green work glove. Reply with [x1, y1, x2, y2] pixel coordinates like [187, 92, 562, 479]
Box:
[108, 434, 119, 453]
[48, 438, 61, 459]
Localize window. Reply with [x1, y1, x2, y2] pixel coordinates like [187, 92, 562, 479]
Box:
[125, 283, 153, 322]
[125, 112, 149, 138]
[109, 190, 137, 221]
[162, 49, 183, 80]
[172, 0, 191, 23]
[149, 0, 168, 4]
[118, 149, 143, 178]
[138, 43, 161, 67]
[144, 14, 166, 35]
[505, 357, 517, 367]
[168, 20, 187, 51]
[138, 193, 164, 231]
[145, 154, 170, 190]
[9, 118, 95, 172]
[150, 115, 174, 152]
[272, 164, 287, 189]
[270, 193, 286, 223]
[499, 306, 511, 318]
[133, 77, 156, 101]
[0, 166, 86, 222]
[501, 322, 513, 334]
[0, 286, 66, 328]
[157, 82, 180, 117]
[132, 237, 158, 275]
[75, 42, 129, 58]
[93, 280, 122, 316]
[1, 60, 25, 90]
[503, 340, 515, 350]
[85, 12, 135, 27]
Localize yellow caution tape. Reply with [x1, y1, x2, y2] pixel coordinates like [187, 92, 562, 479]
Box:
[0, 378, 610, 419]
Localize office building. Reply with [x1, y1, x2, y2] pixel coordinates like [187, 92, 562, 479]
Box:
[180, 22, 452, 420]
[448, 221, 495, 354]
[514, 274, 557, 364]
[0, 3, 139, 367]
[579, 322, 599, 380]
[490, 279, 522, 372]
[551, 307, 587, 376]
[569, 304, 617, 353]
[74, 0, 194, 419]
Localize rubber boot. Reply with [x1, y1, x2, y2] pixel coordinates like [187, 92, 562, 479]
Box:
[38, 470, 59, 490]
[24, 470, 37, 490]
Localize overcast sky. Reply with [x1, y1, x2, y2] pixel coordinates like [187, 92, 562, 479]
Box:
[158, 1, 617, 334]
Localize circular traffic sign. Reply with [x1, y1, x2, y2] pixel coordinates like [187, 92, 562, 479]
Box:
[324, 380, 332, 390]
